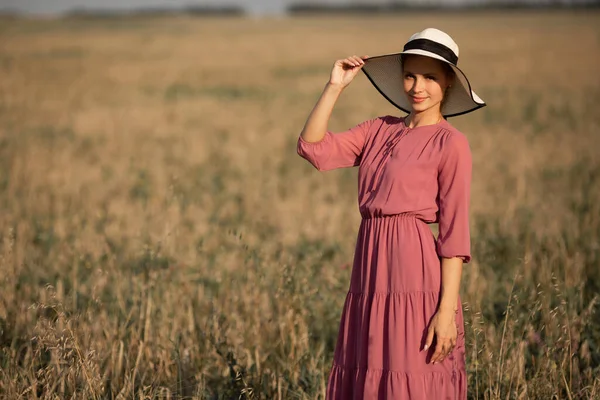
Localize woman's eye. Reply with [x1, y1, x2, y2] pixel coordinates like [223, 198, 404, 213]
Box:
[404, 74, 414, 79]
[426, 76, 437, 81]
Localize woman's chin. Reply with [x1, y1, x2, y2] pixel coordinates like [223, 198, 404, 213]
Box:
[410, 102, 429, 112]
[410, 100, 441, 113]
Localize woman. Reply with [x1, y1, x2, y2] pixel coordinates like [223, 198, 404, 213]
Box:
[296, 28, 485, 399]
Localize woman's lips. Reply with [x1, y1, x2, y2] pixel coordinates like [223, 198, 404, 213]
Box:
[411, 96, 427, 103]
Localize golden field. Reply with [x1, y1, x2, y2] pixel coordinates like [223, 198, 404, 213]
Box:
[0, 10, 599, 399]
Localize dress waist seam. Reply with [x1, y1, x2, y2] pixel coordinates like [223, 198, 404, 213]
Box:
[360, 211, 423, 220]
[347, 290, 440, 295]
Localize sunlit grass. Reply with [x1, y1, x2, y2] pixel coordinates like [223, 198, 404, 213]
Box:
[0, 11, 599, 399]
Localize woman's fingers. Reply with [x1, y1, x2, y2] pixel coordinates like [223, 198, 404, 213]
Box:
[340, 57, 353, 67]
[351, 55, 364, 65]
[423, 325, 435, 351]
[431, 341, 447, 363]
[340, 59, 355, 70]
[430, 338, 454, 364]
[341, 55, 365, 69]
[351, 55, 365, 66]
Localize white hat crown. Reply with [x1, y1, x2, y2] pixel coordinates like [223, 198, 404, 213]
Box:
[406, 28, 459, 60]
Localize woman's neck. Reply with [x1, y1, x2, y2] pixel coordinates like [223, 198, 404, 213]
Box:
[405, 109, 443, 129]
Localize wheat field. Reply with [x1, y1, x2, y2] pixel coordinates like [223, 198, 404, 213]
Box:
[0, 10, 599, 399]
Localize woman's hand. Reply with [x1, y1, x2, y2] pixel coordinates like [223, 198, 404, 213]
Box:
[423, 309, 457, 364]
[328, 55, 369, 90]
[298, 55, 368, 144]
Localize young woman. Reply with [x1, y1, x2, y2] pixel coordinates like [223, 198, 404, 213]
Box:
[297, 28, 485, 399]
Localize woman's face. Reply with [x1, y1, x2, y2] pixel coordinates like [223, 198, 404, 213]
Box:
[402, 55, 452, 114]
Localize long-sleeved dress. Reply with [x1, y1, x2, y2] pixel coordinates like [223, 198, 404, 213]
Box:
[297, 115, 471, 399]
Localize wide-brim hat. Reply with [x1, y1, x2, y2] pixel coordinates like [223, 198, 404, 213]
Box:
[361, 28, 485, 117]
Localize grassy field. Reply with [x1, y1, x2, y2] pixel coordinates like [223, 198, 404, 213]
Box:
[0, 10, 599, 399]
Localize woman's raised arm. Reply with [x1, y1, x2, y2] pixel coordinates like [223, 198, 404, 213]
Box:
[299, 55, 368, 143]
[297, 56, 378, 171]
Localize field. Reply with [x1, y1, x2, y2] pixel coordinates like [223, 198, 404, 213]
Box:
[0, 10, 599, 399]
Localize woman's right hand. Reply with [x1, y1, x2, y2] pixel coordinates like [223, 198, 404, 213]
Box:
[298, 55, 369, 144]
[328, 55, 369, 89]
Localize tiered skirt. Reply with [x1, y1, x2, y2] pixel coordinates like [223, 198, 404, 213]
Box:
[326, 213, 466, 400]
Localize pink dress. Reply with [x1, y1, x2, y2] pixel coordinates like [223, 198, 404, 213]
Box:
[297, 115, 471, 399]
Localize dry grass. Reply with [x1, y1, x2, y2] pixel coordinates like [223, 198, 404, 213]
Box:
[0, 10, 599, 399]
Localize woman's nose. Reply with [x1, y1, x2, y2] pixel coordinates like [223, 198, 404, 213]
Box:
[413, 76, 424, 93]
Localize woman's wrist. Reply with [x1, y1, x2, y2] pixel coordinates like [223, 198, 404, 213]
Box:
[325, 81, 346, 93]
[437, 302, 458, 314]
[438, 297, 458, 314]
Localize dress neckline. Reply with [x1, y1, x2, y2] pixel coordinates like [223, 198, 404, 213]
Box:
[401, 115, 448, 130]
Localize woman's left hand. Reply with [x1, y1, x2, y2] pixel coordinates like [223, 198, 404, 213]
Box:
[423, 309, 457, 364]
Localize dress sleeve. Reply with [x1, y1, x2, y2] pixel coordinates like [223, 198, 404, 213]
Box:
[436, 132, 472, 263]
[296, 118, 376, 171]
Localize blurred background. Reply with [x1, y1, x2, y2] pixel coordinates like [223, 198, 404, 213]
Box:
[0, 0, 599, 399]
[1, 0, 599, 15]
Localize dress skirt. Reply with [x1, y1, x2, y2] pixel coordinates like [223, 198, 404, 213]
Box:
[326, 213, 466, 399]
